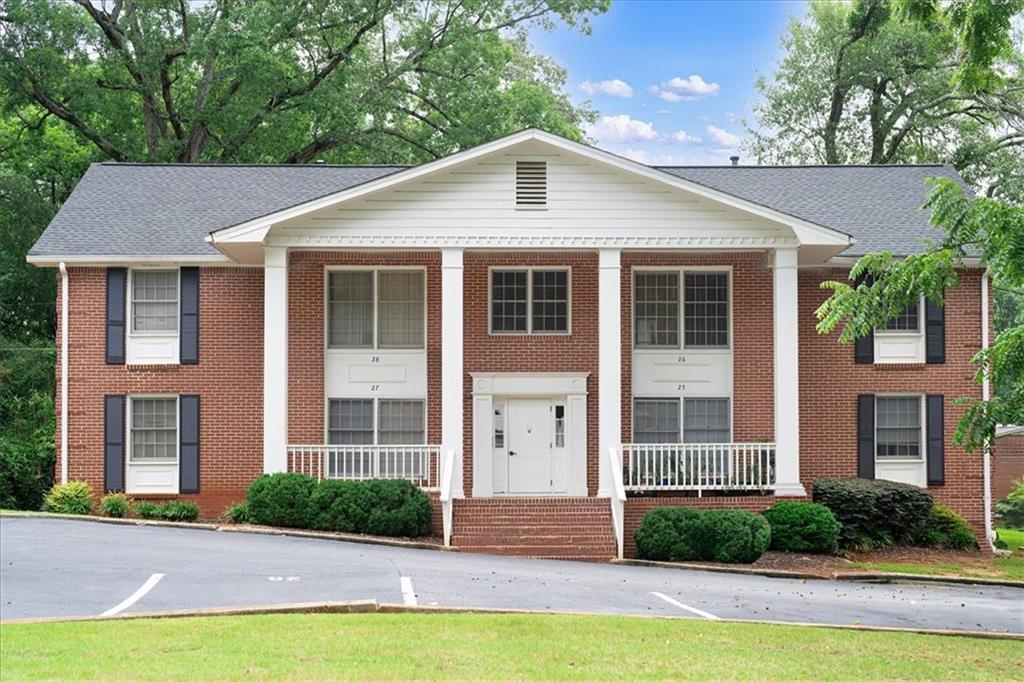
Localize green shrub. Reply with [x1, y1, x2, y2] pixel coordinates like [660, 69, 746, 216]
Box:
[812, 478, 933, 549]
[42, 481, 92, 515]
[702, 510, 771, 563]
[311, 479, 433, 537]
[156, 501, 200, 522]
[225, 501, 251, 524]
[634, 507, 769, 564]
[0, 434, 55, 511]
[246, 473, 317, 528]
[136, 501, 159, 519]
[99, 493, 133, 518]
[633, 507, 707, 562]
[763, 501, 841, 554]
[914, 504, 977, 550]
[995, 478, 1024, 530]
[0, 358, 57, 510]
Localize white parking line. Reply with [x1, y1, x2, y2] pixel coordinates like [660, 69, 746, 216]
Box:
[400, 576, 417, 606]
[650, 591, 719, 620]
[100, 573, 164, 617]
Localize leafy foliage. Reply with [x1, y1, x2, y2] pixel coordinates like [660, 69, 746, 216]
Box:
[98, 493, 133, 518]
[995, 477, 1024, 529]
[224, 501, 252, 525]
[136, 501, 159, 519]
[913, 503, 978, 549]
[246, 473, 317, 528]
[812, 478, 934, 549]
[763, 501, 842, 554]
[816, 180, 1024, 450]
[633, 507, 770, 564]
[135, 500, 200, 522]
[42, 480, 92, 515]
[311, 479, 433, 537]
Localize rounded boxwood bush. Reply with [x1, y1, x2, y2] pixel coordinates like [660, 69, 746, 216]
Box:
[246, 473, 316, 528]
[763, 501, 841, 554]
[634, 507, 707, 562]
[702, 509, 771, 563]
[914, 504, 977, 550]
[362, 479, 433, 537]
[311, 480, 373, 532]
[99, 493, 133, 518]
[43, 481, 93, 515]
[812, 477, 933, 549]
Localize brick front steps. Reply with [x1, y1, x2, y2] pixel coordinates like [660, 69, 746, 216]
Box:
[451, 497, 617, 560]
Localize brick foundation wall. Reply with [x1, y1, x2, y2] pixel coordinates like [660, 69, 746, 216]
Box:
[58, 267, 264, 516]
[462, 252, 599, 495]
[286, 251, 442, 445]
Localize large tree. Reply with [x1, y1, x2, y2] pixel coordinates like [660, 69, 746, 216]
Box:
[745, 0, 1023, 201]
[0, 0, 604, 176]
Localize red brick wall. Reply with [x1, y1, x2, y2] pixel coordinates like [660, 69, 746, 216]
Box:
[994, 433, 1024, 503]
[798, 268, 987, 536]
[286, 251, 442, 445]
[620, 252, 775, 443]
[462, 252, 599, 495]
[58, 267, 264, 516]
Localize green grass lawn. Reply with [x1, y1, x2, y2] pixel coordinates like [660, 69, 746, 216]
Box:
[996, 527, 1024, 553]
[848, 529, 1024, 583]
[1, 613, 1021, 680]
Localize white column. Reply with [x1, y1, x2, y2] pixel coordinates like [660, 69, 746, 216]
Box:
[263, 246, 289, 473]
[598, 248, 622, 497]
[773, 247, 805, 496]
[441, 248, 465, 497]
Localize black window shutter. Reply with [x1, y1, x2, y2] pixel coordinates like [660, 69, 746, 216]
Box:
[926, 394, 945, 485]
[105, 268, 127, 364]
[857, 395, 875, 479]
[104, 395, 126, 492]
[925, 295, 945, 364]
[179, 395, 200, 494]
[179, 267, 199, 364]
[854, 331, 874, 364]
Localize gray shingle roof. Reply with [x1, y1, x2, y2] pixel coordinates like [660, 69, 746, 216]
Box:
[30, 160, 965, 259]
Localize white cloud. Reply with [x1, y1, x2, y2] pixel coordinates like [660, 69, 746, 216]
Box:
[649, 74, 720, 102]
[620, 148, 712, 166]
[656, 108, 671, 115]
[670, 130, 703, 144]
[724, 111, 740, 123]
[585, 115, 659, 142]
[579, 79, 635, 98]
[706, 125, 740, 147]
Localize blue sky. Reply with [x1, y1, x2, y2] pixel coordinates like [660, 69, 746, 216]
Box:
[529, 1, 809, 165]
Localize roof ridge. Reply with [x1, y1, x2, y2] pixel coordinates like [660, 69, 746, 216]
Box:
[97, 162, 410, 169]
[656, 163, 949, 169]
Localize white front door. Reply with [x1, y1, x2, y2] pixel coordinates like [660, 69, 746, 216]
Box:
[507, 398, 552, 494]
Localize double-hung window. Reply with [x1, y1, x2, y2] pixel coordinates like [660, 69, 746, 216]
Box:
[327, 270, 425, 349]
[876, 396, 922, 459]
[131, 270, 178, 333]
[327, 399, 426, 445]
[633, 398, 731, 443]
[882, 301, 921, 332]
[130, 397, 178, 463]
[491, 269, 569, 334]
[634, 270, 729, 349]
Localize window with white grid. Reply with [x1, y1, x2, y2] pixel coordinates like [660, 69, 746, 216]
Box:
[131, 270, 178, 333]
[491, 270, 528, 332]
[876, 396, 922, 458]
[328, 271, 374, 348]
[378, 400, 425, 444]
[327, 399, 374, 445]
[130, 397, 177, 462]
[684, 272, 729, 348]
[883, 302, 920, 332]
[378, 271, 424, 348]
[634, 272, 680, 348]
[683, 398, 731, 443]
[531, 270, 568, 332]
[633, 398, 681, 443]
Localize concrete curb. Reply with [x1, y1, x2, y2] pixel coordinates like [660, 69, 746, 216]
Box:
[613, 558, 829, 581]
[0, 511, 451, 552]
[833, 571, 1024, 589]
[2, 600, 1020, 641]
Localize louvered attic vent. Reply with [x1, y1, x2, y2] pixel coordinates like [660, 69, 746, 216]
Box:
[515, 160, 547, 208]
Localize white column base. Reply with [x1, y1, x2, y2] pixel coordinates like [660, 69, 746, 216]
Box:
[773, 482, 807, 497]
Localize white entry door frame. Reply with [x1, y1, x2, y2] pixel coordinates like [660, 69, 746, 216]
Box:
[471, 373, 589, 497]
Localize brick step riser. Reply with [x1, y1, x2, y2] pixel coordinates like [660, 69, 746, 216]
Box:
[451, 546, 616, 558]
[454, 534, 615, 543]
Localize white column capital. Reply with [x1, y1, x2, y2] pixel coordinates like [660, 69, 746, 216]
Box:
[599, 247, 622, 270]
[263, 246, 289, 474]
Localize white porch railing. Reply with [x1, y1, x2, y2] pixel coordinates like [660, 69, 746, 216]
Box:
[621, 442, 775, 494]
[287, 444, 440, 490]
[607, 446, 626, 560]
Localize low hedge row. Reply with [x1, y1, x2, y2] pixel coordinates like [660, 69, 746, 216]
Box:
[634, 507, 771, 563]
[245, 473, 433, 538]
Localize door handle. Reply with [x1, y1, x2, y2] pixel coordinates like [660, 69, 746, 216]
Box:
[508, 450, 517, 456]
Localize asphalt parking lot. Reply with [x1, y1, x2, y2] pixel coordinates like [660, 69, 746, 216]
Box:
[1, 517, 1021, 633]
